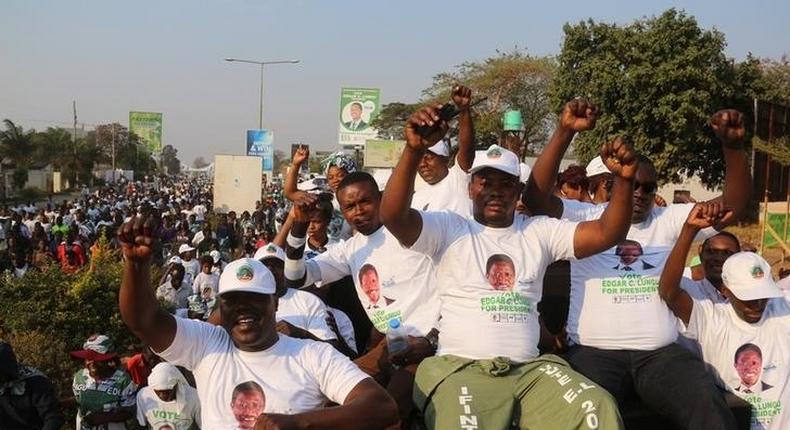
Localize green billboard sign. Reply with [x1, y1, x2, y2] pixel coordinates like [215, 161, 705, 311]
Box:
[338, 88, 380, 147]
[129, 111, 163, 153]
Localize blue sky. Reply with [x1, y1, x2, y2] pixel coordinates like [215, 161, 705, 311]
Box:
[2, 0, 788, 164]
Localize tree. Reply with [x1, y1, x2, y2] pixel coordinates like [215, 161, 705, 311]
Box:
[551, 9, 763, 187]
[759, 55, 790, 106]
[370, 102, 421, 140]
[0, 119, 36, 189]
[422, 49, 557, 156]
[192, 156, 209, 169]
[162, 145, 181, 174]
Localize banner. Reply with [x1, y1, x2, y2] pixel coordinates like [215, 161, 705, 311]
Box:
[247, 129, 274, 171]
[129, 112, 163, 153]
[364, 139, 406, 168]
[338, 88, 380, 147]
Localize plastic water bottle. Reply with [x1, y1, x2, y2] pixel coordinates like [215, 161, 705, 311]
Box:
[386, 318, 408, 357]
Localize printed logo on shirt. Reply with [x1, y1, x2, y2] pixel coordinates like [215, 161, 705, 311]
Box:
[236, 265, 254, 281]
[231, 381, 266, 430]
[486, 254, 516, 291]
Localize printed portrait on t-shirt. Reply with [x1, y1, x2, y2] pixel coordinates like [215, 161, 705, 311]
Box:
[231, 381, 266, 430]
[734, 343, 773, 394]
[613, 240, 655, 271]
[359, 264, 395, 309]
[486, 254, 516, 291]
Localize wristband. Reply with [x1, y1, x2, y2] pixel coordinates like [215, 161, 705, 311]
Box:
[284, 257, 306, 281]
[286, 232, 306, 249]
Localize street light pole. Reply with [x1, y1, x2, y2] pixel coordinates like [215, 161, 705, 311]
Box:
[224, 58, 300, 129]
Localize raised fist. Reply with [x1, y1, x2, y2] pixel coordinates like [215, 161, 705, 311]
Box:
[599, 136, 637, 180]
[451, 85, 472, 111]
[710, 109, 745, 147]
[404, 106, 449, 151]
[292, 145, 309, 167]
[117, 214, 159, 263]
[685, 201, 733, 230]
[560, 99, 599, 133]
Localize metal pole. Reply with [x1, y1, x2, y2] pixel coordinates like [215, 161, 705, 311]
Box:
[111, 124, 116, 183]
[259, 64, 265, 129]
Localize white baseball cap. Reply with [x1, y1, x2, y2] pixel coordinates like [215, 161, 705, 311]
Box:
[209, 250, 221, 263]
[178, 244, 195, 254]
[253, 243, 285, 262]
[218, 258, 276, 296]
[721, 252, 783, 301]
[585, 156, 611, 177]
[469, 145, 520, 177]
[168, 256, 183, 265]
[427, 139, 450, 157]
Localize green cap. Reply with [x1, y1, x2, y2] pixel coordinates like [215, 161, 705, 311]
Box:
[503, 110, 523, 131]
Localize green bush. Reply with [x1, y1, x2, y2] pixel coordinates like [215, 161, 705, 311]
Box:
[0, 237, 151, 425]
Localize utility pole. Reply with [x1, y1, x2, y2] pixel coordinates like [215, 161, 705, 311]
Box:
[73, 101, 79, 185]
[111, 123, 117, 183]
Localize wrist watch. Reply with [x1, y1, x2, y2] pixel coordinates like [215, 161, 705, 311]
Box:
[425, 331, 439, 351]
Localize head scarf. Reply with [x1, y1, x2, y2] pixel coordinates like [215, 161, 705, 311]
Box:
[321, 152, 358, 176]
[148, 362, 191, 404]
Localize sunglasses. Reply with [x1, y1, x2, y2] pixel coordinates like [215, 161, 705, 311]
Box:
[634, 181, 657, 194]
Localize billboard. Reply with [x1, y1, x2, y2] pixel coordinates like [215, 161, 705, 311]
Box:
[213, 155, 262, 214]
[338, 87, 380, 147]
[246, 129, 274, 172]
[129, 111, 163, 153]
[364, 139, 406, 168]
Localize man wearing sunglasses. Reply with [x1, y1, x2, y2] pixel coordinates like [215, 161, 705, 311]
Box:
[525, 109, 751, 428]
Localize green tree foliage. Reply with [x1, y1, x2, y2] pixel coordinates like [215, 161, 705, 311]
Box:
[88, 123, 158, 176]
[0, 237, 141, 402]
[759, 55, 790, 106]
[0, 119, 35, 186]
[551, 9, 763, 187]
[162, 144, 181, 174]
[422, 49, 557, 156]
[370, 102, 421, 140]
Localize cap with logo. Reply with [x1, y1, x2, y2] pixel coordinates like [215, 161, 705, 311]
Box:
[209, 250, 221, 264]
[253, 243, 285, 262]
[69, 334, 117, 362]
[218, 258, 276, 296]
[469, 145, 521, 177]
[585, 156, 611, 178]
[721, 252, 783, 301]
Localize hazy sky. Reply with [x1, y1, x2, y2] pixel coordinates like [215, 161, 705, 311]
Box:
[2, 0, 788, 164]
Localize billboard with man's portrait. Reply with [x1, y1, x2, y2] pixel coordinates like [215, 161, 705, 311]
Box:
[338, 87, 380, 147]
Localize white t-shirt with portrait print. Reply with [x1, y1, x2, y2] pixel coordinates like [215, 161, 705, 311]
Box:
[157, 317, 368, 429]
[411, 164, 472, 218]
[410, 211, 578, 363]
[303, 226, 440, 337]
[686, 297, 790, 430]
[276, 288, 337, 341]
[135, 384, 201, 430]
[562, 200, 715, 350]
[328, 305, 358, 354]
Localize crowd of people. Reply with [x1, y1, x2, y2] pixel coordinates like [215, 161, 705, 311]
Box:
[2, 85, 789, 430]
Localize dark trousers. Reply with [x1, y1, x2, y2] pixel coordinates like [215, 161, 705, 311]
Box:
[564, 343, 736, 430]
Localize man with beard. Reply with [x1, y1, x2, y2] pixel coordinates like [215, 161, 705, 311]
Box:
[525, 108, 751, 428]
[118, 216, 398, 429]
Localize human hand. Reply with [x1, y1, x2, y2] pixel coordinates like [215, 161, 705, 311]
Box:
[685, 201, 733, 230]
[451, 84, 472, 111]
[404, 106, 450, 151]
[559, 99, 599, 133]
[654, 194, 667, 207]
[600, 136, 637, 180]
[276, 320, 310, 339]
[292, 145, 309, 167]
[290, 191, 318, 208]
[117, 214, 159, 263]
[710, 109, 745, 148]
[290, 200, 315, 224]
[255, 413, 302, 430]
[389, 335, 435, 366]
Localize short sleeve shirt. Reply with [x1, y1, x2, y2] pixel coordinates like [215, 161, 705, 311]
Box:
[276, 288, 337, 341]
[411, 164, 472, 218]
[72, 368, 137, 430]
[411, 211, 578, 362]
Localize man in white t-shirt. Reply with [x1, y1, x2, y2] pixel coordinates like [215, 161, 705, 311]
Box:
[410, 84, 475, 218]
[136, 362, 201, 430]
[379, 101, 638, 429]
[285, 171, 441, 424]
[525, 108, 752, 428]
[659, 205, 790, 429]
[118, 218, 398, 429]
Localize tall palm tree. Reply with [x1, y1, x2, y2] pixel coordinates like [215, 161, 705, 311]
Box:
[0, 119, 35, 193]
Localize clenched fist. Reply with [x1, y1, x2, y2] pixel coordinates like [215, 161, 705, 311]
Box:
[599, 136, 637, 180]
[710, 109, 745, 148]
[559, 99, 599, 133]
